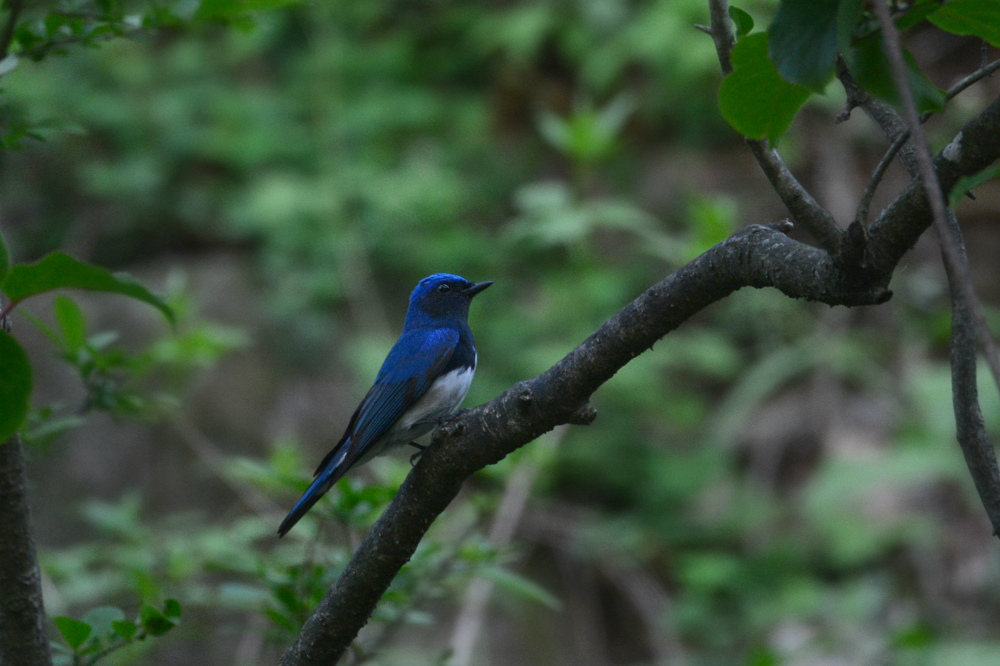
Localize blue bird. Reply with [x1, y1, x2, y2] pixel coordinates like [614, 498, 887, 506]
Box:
[278, 273, 492, 537]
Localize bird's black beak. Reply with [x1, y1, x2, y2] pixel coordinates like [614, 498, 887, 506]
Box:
[464, 281, 492, 298]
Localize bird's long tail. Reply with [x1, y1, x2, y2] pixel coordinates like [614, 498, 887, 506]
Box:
[277, 452, 347, 537]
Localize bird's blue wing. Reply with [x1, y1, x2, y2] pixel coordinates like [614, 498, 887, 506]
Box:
[332, 327, 459, 469]
[277, 328, 459, 537]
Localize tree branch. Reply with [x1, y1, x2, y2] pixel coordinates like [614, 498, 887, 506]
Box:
[944, 211, 1000, 535]
[0, 434, 53, 666]
[866, 92, 1000, 272]
[280, 86, 1000, 664]
[841, 56, 1000, 226]
[705, 0, 844, 255]
[871, 0, 1000, 391]
[280, 218, 889, 666]
[277, 33, 1000, 666]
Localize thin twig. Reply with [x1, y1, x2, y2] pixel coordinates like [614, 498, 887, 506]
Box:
[706, 0, 844, 255]
[856, 129, 910, 225]
[943, 58, 1000, 107]
[837, 58, 920, 176]
[871, 0, 1000, 391]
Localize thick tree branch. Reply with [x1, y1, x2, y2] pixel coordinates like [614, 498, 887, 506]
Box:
[0, 434, 53, 666]
[706, 0, 844, 255]
[279, 219, 881, 666]
[279, 86, 1000, 664]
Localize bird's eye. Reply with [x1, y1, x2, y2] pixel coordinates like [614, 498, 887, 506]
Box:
[437, 283, 452, 293]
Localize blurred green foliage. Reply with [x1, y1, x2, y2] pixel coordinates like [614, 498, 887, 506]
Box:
[1, 0, 999, 665]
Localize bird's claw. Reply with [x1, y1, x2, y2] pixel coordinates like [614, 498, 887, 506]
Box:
[408, 442, 426, 467]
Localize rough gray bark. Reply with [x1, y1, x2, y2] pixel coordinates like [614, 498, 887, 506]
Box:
[0, 434, 53, 666]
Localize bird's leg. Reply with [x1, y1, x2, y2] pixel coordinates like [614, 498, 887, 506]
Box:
[408, 442, 426, 466]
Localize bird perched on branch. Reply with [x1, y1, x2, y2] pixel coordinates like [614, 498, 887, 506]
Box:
[278, 273, 492, 537]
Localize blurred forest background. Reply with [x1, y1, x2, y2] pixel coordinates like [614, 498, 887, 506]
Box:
[2, 0, 1000, 664]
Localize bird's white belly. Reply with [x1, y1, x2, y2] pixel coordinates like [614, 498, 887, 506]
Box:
[398, 365, 475, 433]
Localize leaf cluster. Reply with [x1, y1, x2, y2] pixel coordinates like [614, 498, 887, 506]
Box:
[0, 234, 174, 441]
[53, 599, 181, 666]
[718, 0, 999, 142]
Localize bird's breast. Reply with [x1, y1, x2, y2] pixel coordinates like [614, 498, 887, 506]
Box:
[397, 363, 475, 433]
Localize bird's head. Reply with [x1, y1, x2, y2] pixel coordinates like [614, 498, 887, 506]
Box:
[406, 273, 492, 324]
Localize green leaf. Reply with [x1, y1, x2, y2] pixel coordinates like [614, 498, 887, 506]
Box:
[895, 0, 946, 31]
[479, 566, 562, 611]
[0, 331, 31, 441]
[767, 0, 839, 92]
[82, 606, 126, 636]
[54, 296, 86, 353]
[845, 35, 945, 113]
[729, 6, 754, 39]
[54, 617, 92, 650]
[929, 0, 1000, 47]
[718, 33, 811, 143]
[2, 252, 173, 325]
[950, 165, 1000, 207]
[163, 598, 182, 619]
[112, 620, 138, 640]
[139, 604, 176, 636]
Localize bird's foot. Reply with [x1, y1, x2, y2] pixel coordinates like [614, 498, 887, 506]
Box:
[408, 442, 426, 466]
